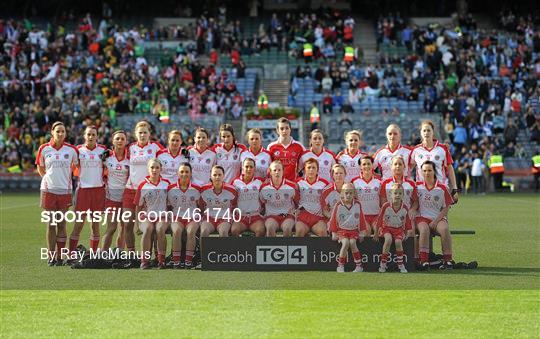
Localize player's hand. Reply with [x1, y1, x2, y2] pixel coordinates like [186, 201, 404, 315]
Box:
[331, 232, 338, 241]
[452, 191, 459, 204]
[373, 233, 379, 242]
[100, 149, 112, 161]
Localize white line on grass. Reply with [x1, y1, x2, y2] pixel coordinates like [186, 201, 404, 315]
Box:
[0, 203, 39, 211]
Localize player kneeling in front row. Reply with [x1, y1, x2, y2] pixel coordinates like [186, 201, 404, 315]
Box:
[231, 158, 266, 237]
[295, 158, 329, 237]
[200, 166, 238, 237]
[329, 183, 367, 273]
[416, 161, 454, 270]
[135, 159, 170, 269]
[377, 183, 414, 273]
[166, 163, 201, 268]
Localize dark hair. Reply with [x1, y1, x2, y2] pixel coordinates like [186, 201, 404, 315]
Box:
[178, 162, 192, 171]
[51, 121, 65, 130]
[212, 165, 225, 175]
[220, 123, 238, 151]
[421, 160, 438, 180]
[358, 155, 374, 166]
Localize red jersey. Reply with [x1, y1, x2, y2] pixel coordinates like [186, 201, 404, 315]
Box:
[267, 139, 305, 181]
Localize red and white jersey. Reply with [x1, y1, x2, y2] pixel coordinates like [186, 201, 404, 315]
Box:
[328, 200, 366, 232]
[187, 146, 216, 186]
[416, 181, 453, 220]
[320, 183, 342, 211]
[351, 175, 382, 216]
[377, 202, 412, 230]
[36, 140, 78, 194]
[77, 144, 107, 188]
[105, 150, 130, 202]
[167, 181, 201, 220]
[240, 147, 272, 179]
[299, 148, 336, 182]
[296, 177, 329, 216]
[410, 141, 453, 184]
[336, 149, 367, 183]
[156, 148, 189, 183]
[134, 176, 170, 213]
[260, 179, 299, 216]
[380, 177, 418, 209]
[268, 139, 305, 181]
[200, 183, 238, 218]
[373, 144, 412, 180]
[126, 141, 164, 189]
[231, 175, 264, 215]
[213, 143, 247, 183]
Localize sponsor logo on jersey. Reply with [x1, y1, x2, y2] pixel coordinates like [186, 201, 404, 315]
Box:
[261, 160, 266, 164]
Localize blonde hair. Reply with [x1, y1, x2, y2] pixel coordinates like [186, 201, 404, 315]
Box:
[247, 128, 262, 138]
[331, 163, 347, 177]
[147, 158, 162, 170]
[391, 155, 406, 167]
[345, 130, 363, 142]
[269, 160, 283, 170]
[386, 124, 401, 134]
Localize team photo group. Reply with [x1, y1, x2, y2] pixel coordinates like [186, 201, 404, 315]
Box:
[38, 116, 458, 272]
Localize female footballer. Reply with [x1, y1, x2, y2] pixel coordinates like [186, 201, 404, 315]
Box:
[299, 129, 336, 182]
[336, 130, 367, 183]
[231, 158, 265, 237]
[373, 124, 412, 180]
[240, 128, 272, 179]
[213, 124, 247, 183]
[295, 158, 329, 237]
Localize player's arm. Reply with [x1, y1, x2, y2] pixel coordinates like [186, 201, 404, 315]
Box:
[37, 165, 46, 177]
[429, 206, 450, 229]
[447, 165, 459, 202]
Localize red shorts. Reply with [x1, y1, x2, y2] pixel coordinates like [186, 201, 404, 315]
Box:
[239, 214, 264, 226]
[122, 189, 137, 209]
[415, 216, 448, 228]
[337, 229, 360, 240]
[380, 227, 405, 240]
[40, 191, 72, 211]
[297, 210, 325, 228]
[75, 187, 105, 212]
[207, 218, 231, 229]
[265, 214, 294, 226]
[365, 214, 378, 225]
[104, 199, 122, 209]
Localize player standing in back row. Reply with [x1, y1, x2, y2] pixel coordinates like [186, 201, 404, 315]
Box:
[268, 118, 305, 181]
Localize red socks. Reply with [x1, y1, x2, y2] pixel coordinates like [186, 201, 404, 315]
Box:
[396, 250, 404, 265]
[420, 250, 429, 263]
[443, 254, 453, 262]
[352, 251, 362, 266]
[381, 252, 389, 264]
[158, 251, 165, 265]
[338, 256, 346, 266]
[69, 236, 79, 253]
[56, 236, 66, 259]
[172, 251, 181, 264]
[89, 235, 100, 251]
[185, 250, 194, 265]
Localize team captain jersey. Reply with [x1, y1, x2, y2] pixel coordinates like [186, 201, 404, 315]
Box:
[267, 139, 305, 181]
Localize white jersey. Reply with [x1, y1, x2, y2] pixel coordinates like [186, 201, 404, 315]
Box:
[167, 181, 201, 221]
[380, 177, 418, 209]
[336, 149, 367, 183]
[351, 175, 382, 216]
[77, 144, 107, 188]
[231, 175, 264, 215]
[410, 141, 453, 184]
[240, 147, 272, 179]
[416, 181, 453, 220]
[105, 150, 130, 202]
[213, 143, 247, 183]
[187, 146, 216, 186]
[373, 144, 412, 180]
[36, 141, 78, 194]
[299, 148, 336, 182]
[200, 183, 238, 218]
[260, 179, 298, 216]
[377, 202, 412, 230]
[126, 141, 164, 189]
[135, 177, 170, 213]
[296, 177, 329, 216]
[156, 148, 189, 183]
[328, 201, 365, 231]
[321, 183, 342, 212]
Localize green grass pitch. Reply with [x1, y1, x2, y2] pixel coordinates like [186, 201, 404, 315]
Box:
[1, 193, 539, 337]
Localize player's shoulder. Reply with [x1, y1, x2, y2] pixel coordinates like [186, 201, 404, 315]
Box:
[223, 183, 237, 194]
[200, 183, 214, 191]
[236, 143, 248, 151]
[167, 182, 178, 191]
[318, 177, 330, 186]
[403, 177, 417, 186]
[156, 148, 169, 157]
[150, 141, 165, 149]
[284, 179, 297, 188]
[97, 144, 108, 150]
[350, 175, 362, 183]
[64, 142, 79, 153]
[325, 148, 337, 158]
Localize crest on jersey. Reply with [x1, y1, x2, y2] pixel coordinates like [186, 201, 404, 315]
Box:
[190, 196, 195, 201]
[283, 193, 289, 199]
[400, 216, 404, 221]
[354, 213, 359, 218]
[261, 160, 266, 165]
[147, 150, 152, 154]
[374, 187, 379, 192]
[435, 155, 440, 161]
[64, 154, 69, 159]
[434, 195, 440, 202]
[217, 153, 223, 159]
[275, 151, 280, 156]
[419, 154, 423, 159]
[233, 155, 238, 160]
[124, 165, 129, 169]
[244, 188, 249, 192]
[206, 159, 211, 164]
[324, 160, 329, 165]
